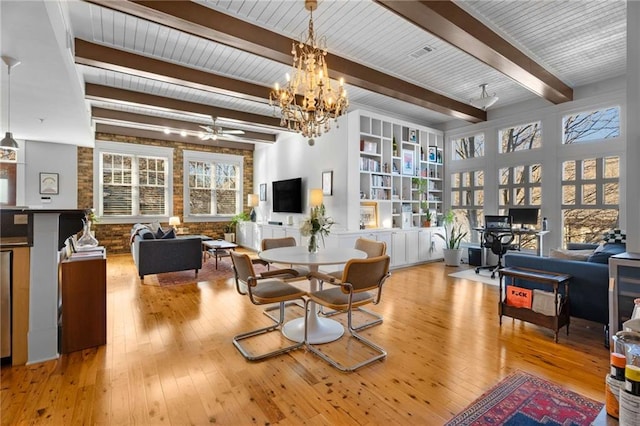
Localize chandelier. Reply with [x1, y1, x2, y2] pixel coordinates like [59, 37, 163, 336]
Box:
[269, 0, 348, 142]
[469, 83, 499, 110]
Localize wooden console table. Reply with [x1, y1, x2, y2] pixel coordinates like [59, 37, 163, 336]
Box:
[498, 266, 571, 342]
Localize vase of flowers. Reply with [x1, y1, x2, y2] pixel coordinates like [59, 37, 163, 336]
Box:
[300, 204, 334, 253]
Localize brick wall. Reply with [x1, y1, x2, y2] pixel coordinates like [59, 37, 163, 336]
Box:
[78, 133, 254, 254]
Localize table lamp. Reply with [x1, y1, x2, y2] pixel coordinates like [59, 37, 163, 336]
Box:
[169, 216, 181, 231]
[247, 194, 259, 222]
[309, 188, 323, 207]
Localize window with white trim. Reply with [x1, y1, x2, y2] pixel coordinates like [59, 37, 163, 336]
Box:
[450, 170, 484, 243]
[94, 142, 173, 221]
[498, 164, 542, 208]
[562, 156, 620, 244]
[183, 150, 243, 219]
[499, 121, 541, 153]
[452, 133, 485, 160]
[562, 106, 620, 144]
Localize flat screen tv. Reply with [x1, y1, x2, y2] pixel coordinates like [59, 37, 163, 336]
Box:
[272, 177, 303, 213]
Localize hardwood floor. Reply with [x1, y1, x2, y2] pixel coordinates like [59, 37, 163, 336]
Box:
[1, 253, 609, 425]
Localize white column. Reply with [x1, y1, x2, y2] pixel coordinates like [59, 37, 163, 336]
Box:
[28, 212, 61, 364]
[627, 2, 640, 254]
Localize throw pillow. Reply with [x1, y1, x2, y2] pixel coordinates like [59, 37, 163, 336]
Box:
[161, 228, 176, 239]
[156, 227, 166, 239]
[138, 228, 156, 240]
[549, 248, 594, 261]
[603, 229, 626, 244]
[587, 243, 626, 264]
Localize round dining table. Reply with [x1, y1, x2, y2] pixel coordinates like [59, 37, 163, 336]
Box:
[259, 245, 367, 344]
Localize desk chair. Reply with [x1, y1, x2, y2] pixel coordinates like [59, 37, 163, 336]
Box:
[230, 252, 306, 361]
[475, 227, 517, 279]
[305, 255, 391, 372]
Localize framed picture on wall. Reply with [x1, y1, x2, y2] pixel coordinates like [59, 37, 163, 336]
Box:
[322, 170, 333, 196]
[402, 150, 414, 175]
[39, 172, 59, 195]
[259, 183, 267, 201]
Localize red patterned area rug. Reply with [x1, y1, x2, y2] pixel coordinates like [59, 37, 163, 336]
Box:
[142, 257, 269, 286]
[445, 371, 603, 426]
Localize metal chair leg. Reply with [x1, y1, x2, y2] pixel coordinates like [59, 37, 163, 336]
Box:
[233, 298, 305, 361]
[304, 298, 386, 372]
[319, 306, 383, 331]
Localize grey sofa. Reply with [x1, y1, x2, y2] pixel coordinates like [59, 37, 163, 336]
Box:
[131, 227, 202, 279]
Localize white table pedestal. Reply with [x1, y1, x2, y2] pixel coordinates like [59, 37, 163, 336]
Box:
[258, 247, 367, 345]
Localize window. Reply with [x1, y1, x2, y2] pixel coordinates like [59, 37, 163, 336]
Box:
[499, 121, 541, 153]
[498, 164, 542, 207]
[183, 150, 243, 219]
[562, 106, 620, 144]
[562, 156, 620, 244]
[453, 134, 484, 160]
[451, 170, 484, 243]
[94, 142, 172, 221]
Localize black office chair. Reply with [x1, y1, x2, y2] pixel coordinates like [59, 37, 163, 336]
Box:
[475, 228, 517, 279]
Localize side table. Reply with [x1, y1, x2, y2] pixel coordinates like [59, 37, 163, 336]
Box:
[499, 266, 571, 342]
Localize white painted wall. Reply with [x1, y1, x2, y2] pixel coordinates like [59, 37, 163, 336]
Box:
[24, 140, 77, 208]
[253, 115, 351, 230]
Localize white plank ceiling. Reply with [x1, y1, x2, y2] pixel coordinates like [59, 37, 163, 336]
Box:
[0, 0, 628, 145]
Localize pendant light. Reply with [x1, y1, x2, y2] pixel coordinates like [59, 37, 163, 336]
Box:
[1, 56, 21, 150]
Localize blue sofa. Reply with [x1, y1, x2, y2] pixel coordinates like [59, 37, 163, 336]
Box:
[503, 242, 626, 326]
[131, 226, 202, 279]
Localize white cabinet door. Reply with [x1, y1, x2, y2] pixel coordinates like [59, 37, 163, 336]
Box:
[418, 229, 431, 260]
[405, 231, 419, 264]
[430, 227, 445, 260]
[237, 222, 255, 250]
[285, 227, 301, 244]
[391, 232, 406, 267]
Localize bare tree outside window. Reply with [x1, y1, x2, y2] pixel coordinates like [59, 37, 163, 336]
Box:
[499, 122, 541, 153]
[453, 134, 484, 160]
[563, 107, 620, 144]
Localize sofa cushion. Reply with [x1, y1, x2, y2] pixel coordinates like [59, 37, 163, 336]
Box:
[587, 243, 626, 264]
[549, 248, 594, 261]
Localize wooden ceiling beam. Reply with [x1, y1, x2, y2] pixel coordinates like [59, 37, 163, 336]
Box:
[85, 83, 282, 129]
[83, 0, 485, 122]
[91, 107, 276, 143]
[75, 39, 285, 105]
[375, 0, 573, 104]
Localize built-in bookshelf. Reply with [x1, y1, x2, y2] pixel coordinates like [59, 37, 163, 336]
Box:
[357, 112, 444, 228]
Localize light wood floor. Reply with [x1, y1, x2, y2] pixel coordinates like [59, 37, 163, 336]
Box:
[1, 253, 609, 425]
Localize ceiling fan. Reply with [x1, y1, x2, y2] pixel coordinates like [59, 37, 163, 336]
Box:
[199, 117, 245, 140]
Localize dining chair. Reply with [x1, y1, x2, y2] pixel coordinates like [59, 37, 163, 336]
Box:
[321, 238, 387, 330]
[230, 251, 307, 361]
[257, 237, 310, 279]
[305, 255, 391, 372]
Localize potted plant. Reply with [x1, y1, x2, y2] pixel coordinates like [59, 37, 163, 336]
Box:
[423, 206, 432, 227]
[223, 212, 249, 242]
[435, 210, 467, 266]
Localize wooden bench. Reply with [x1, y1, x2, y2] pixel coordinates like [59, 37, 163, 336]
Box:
[498, 266, 572, 343]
